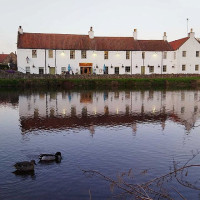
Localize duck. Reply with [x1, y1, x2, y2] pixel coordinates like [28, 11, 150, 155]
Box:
[14, 160, 36, 172]
[39, 152, 62, 162]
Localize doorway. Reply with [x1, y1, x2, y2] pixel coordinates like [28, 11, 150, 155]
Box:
[49, 67, 55, 75]
[115, 67, 119, 74]
[80, 67, 92, 74]
[141, 66, 145, 75]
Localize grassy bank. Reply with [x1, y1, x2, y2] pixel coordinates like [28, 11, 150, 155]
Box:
[0, 77, 200, 90]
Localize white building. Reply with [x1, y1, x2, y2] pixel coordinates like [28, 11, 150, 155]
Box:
[17, 26, 200, 75]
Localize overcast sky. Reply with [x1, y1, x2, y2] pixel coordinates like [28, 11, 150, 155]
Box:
[0, 0, 200, 53]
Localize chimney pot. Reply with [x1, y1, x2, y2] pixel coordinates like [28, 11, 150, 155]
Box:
[163, 32, 167, 41]
[88, 26, 94, 39]
[133, 29, 137, 40]
[18, 26, 23, 34]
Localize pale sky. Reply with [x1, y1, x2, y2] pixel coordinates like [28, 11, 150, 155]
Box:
[0, 0, 200, 53]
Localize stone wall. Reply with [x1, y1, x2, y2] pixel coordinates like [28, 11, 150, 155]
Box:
[1, 70, 200, 79]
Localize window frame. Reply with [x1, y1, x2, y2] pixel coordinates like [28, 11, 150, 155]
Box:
[104, 51, 108, 59]
[182, 64, 186, 71]
[81, 50, 87, 59]
[32, 50, 37, 58]
[182, 51, 186, 57]
[126, 51, 130, 59]
[125, 66, 130, 72]
[70, 50, 75, 59]
[163, 65, 167, 72]
[195, 65, 199, 71]
[149, 66, 154, 73]
[48, 50, 53, 58]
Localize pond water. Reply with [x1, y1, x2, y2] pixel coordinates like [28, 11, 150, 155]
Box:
[0, 89, 200, 199]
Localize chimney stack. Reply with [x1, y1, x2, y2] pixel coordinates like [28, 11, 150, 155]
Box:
[188, 28, 195, 38]
[88, 27, 94, 39]
[163, 32, 167, 41]
[18, 26, 23, 34]
[133, 29, 137, 40]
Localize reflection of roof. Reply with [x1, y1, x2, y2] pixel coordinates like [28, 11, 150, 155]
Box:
[169, 37, 189, 50]
[20, 112, 171, 132]
[17, 33, 173, 51]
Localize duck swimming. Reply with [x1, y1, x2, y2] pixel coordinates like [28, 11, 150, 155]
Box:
[39, 152, 62, 162]
[14, 160, 36, 172]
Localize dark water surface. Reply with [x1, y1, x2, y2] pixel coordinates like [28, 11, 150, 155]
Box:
[0, 90, 200, 199]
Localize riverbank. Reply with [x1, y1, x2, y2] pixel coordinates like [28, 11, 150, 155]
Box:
[1, 71, 200, 89]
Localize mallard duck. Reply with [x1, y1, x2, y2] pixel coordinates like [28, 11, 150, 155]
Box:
[14, 160, 36, 172]
[39, 152, 62, 162]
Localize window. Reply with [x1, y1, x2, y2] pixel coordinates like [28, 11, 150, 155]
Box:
[39, 67, 44, 74]
[142, 52, 145, 59]
[195, 65, 199, 71]
[182, 65, 186, 71]
[32, 50, 37, 58]
[125, 66, 130, 72]
[182, 51, 186, 57]
[163, 52, 167, 59]
[61, 67, 66, 74]
[104, 51, 108, 59]
[126, 51, 130, 59]
[196, 51, 200, 57]
[149, 66, 154, 73]
[174, 52, 176, 59]
[70, 50, 75, 59]
[181, 107, 185, 114]
[48, 50, 53, 58]
[81, 50, 87, 59]
[163, 65, 167, 72]
[26, 66, 30, 74]
[104, 66, 108, 74]
[115, 67, 119, 74]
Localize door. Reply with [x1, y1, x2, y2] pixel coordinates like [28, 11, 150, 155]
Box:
[115, 67, 119, 74]
[50, 67, 55, 75]
[141, 66, 145, 75]
[104, 67, 108, 74]
[39, 67, 44, 74]
[81, 67, 92, 74]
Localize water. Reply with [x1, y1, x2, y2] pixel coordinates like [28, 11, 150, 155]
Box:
[0, 90, 200, 199]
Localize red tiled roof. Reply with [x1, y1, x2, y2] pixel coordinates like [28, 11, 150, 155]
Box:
[169, 37, 189, 50]
[17, 32, 173, 51]
[0, 54, 9, 63]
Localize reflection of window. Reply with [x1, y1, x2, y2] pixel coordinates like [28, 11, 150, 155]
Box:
[104, 106, 109, 115]
[81, 50, 87, 59]
[82, 107, 87, 116]
[70, 50, 75, 59]
[148, 91, 154, 99]
[34, 108, 39, 118]
[181, 92, 185, 101]
[194, 106, 198, 113]
[194, 92, 198, 101]
[71, 106, 76, 116]
[181, 107, 185, 114]
[125, 66, 130, 72]
[50, 108, 55, 117]
[125, 91, 130, 99]
[48, 50, 53, 58]
[32, 50, 37, 58]
[114, 92, 119, 99]
[126, 105, 129, 114]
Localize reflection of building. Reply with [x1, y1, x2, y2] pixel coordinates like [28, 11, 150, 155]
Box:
[18, 90, 200, 133]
